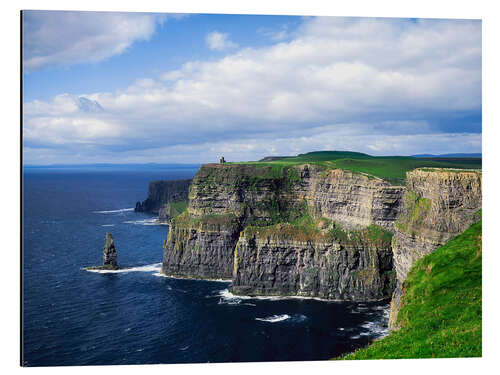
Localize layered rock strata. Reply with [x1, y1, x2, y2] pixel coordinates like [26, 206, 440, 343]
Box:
[187, 164, 403, 230]
[231, 225, 395, 300]
[388, 169, 482, 329]
[162, 213, 241, 279]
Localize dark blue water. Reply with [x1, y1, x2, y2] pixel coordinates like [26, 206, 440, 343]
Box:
[22, 167, 389, 367]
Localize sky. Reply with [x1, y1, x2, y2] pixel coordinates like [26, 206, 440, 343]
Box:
[22, 11, 482, 165]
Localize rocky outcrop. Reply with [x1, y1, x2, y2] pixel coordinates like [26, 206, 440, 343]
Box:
[85, 232, 119, 270]
[388, 169, 482, 329]
[162, 163, 403, 300]
[135, 179, 191, 221]
[102, 232, 118, 270]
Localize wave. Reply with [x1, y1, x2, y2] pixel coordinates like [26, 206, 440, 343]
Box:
[93, 208, 134, 214]
[101, 224, 115, 227]
[255, 314, 290, 323]
[123, 218, 163, 226]
[217, 288, 338, 303]
[154, 273, 231, 282]
[84, 263, 162, 274]
[350, 303, 390, 340]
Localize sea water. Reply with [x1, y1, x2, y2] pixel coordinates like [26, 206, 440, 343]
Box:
[22, 166, 389, 366]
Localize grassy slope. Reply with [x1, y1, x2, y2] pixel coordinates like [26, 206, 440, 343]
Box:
[168, 200, 188, 217]
[233, 151, 482, 185]
[340, 220, 482, 359]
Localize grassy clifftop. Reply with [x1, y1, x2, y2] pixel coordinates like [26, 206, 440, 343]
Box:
[340, 219, 482, 359]
[233, 151, 481, 185]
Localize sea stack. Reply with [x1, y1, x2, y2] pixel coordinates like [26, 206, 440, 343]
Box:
[102, 232, 118, 270]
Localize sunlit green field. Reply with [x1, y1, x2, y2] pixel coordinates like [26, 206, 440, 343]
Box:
[233, 151, 482, 185]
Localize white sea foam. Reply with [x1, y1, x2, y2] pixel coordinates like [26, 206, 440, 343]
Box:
[217, 288, 337, 303]
[255, 314, 290, 323]
[93, 208, 134, 214]
[351, 303, 391, 340]
[123, 218, 163, 226]
[84, 263, 162, 274]
[153, 273, 232, 282]
[101, 224, 115, 227]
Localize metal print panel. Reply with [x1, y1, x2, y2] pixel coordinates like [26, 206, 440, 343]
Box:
[21, 10, 482, 367]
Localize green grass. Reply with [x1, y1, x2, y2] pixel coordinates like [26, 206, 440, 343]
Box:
[232, 151, 481, 185]
[168, 200, 188, 218]
[339, 220, 482, 359]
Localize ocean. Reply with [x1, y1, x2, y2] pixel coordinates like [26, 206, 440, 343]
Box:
[22, 166, 389, 367]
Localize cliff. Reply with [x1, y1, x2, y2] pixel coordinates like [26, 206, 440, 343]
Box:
[135, 179, 191, 222]
[162, 163, 403, 299]
[232, 222, 395, 300]
[162, 212, 241, 279]
[388, 168, 482, 329]
[161, 164, 481, 304]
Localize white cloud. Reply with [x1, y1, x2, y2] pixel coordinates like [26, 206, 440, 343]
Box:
[205, 31, 238, 51]
[258, 25, 291, 41]
[23, 16, 481, 164]
[22, 11, 165, 72]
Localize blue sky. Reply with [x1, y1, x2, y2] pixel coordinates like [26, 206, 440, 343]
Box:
[23, 13, 303, 102]
[22, 11, 482, 164]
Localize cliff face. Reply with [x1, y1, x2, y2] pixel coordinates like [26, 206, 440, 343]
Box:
[187, 164, 403, 230]
[162, 213, 240, 279]
[231, 225, 395, 300]
[162, 163, 403, 299]
[135, 179, 191, 221]
[302, 168, 403, 231]
[388, 169, 482, 329]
